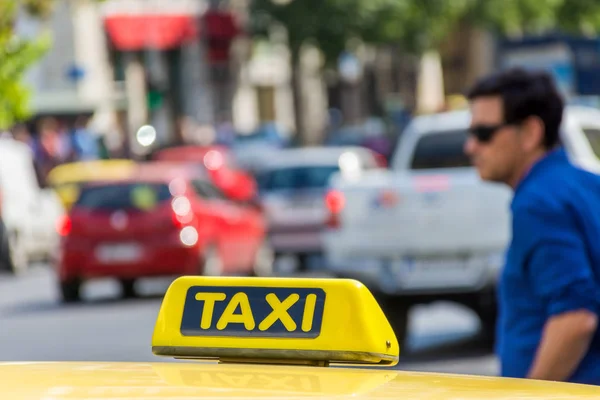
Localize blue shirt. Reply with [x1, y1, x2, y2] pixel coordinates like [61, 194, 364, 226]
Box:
[498, 147, 600, 384]
[71, 128, 99, 161]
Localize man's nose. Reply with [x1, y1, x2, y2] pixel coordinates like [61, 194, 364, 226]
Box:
[464, 136, 477, 156]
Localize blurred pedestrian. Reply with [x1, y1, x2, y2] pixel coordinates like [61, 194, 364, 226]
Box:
[11, 123, 33, 149]
[214, 112, 236, 147]
[464, 67, 600, 385]
[33, 117, 72, 184]
[70, 115, 99, 161]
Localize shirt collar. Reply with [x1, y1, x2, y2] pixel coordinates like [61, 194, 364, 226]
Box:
[513, 146, 565, 194]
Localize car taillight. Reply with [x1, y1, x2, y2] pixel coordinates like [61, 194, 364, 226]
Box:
[325, 190, 345, 229]
[373, 152, 388, 168]
[56, 215, 72, 236]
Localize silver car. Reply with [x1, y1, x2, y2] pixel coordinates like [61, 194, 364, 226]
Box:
[256, 147, 383, 272]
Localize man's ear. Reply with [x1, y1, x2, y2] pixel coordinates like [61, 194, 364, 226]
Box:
[520, 116, 546, 151]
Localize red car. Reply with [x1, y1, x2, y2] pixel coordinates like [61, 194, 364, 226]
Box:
[55, 163, 273, 303]
[151, 145, 256, 203]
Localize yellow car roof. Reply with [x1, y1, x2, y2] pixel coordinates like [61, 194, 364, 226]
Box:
[3, 277, 598, 399]
[46, 160, 136, 185]
[1, 361, 599, 399]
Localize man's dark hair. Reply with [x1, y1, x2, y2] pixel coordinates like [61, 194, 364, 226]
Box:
[467, 67, 565, 149]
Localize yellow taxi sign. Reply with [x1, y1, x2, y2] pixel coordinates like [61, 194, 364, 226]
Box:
[152, 277, 399, 367]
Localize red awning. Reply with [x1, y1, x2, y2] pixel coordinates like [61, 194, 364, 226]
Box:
[104, 14, 198, 51]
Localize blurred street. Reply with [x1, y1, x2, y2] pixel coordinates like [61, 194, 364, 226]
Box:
[0, 264, 497, 376]
[4, 0, 600, 396]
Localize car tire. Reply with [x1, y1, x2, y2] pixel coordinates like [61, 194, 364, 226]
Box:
[251, 241, 275, 277]
[120, 279, 137, 299]
[201, 245, 223, 276]
[476, 304, 497, 349]
[0, 221, 10, 272]
[60, 280, 81, 303]
[0, 228, 28, 275]
[377, 295, 410, 353]
[297, 253, 309, 273]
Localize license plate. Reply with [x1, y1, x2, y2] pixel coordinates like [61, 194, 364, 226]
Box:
[95, 243, 143, 264]
[391, 257, 483, 289]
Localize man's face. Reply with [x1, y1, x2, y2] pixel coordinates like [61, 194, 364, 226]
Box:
[464, 96, 523, 185]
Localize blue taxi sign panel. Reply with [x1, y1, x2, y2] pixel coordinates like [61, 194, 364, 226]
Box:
[152, 277, 399, 367]
[180, 286, 325, 338]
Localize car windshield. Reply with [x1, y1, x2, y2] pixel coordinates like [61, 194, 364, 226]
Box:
[410, 130, 472, 169]
[258, 166, 340, 191]
[582, 127, 600, 159]
[75, 182, 173, 211]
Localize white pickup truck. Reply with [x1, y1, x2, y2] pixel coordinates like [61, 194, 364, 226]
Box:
[323, 106, 600, 347]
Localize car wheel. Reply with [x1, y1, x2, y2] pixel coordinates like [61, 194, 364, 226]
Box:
[475, 304, 497, 349]
[120, 279, 137, 299]
[251, 241, 275, 277]
[0, 223, 10, 272]
[201, 245, 223, 276]
[296, 254, 310, 273]
[60, 280, 81, 303]
[1, 230, 28, 275]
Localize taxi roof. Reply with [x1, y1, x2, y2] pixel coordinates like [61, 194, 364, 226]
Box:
[148, 275, 597, 400]
[46, 159, 137, 185]
[131, 161, 209, 182]
[1, 361, 599, 399]
[3, 276, 600, 398]
[76, 162, 210, 186]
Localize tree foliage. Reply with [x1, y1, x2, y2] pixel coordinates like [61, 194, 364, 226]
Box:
[0, 0, 51, 130]
[250, 0, 600, 63]
[0, 0, 106, 130]
[250, 0, 367, 66]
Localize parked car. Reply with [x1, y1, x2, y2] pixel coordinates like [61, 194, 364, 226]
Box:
[55, 162, 272, 302]
[46, 159, 136, 210]
[255, 146, 382, 272]
[323, 105, 600, 348]
[0, 137, 64, 274]
[230, 123, 292, 173]
[150, 145, 258, 204]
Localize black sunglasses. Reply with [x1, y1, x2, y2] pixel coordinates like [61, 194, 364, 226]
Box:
[468, 123, 515, 143]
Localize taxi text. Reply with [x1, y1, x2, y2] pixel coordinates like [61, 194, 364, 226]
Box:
[180, 286, 326, 338]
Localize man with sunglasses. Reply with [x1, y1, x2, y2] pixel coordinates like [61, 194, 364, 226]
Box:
[464, 67, 600, 384]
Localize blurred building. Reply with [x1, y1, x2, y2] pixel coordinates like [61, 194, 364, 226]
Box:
[15, 0, 126, 151]
[13, 1, 510, 152]
[101, 0, 215, 153]
[101, 0, 297, 150]
[234, 40, 295, 135]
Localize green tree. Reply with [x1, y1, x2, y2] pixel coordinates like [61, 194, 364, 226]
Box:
[0, 0, 106, 131]
[0, 0, 51, 130]
[251, 0, 600, 134]
[465, 0, 600, 37]
[362, 0, 600, 53]
[251, 0, 371, 142]
[249, 0, 474, 139]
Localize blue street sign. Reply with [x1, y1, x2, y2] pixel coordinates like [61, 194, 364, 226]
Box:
[66, 64, 86, 82]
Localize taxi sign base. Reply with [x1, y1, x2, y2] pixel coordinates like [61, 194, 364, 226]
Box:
[153, 347, 397, 366]
[152, 276, 400, 367]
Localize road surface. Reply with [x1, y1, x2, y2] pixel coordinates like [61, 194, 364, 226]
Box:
[0, 265, 498, 376]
